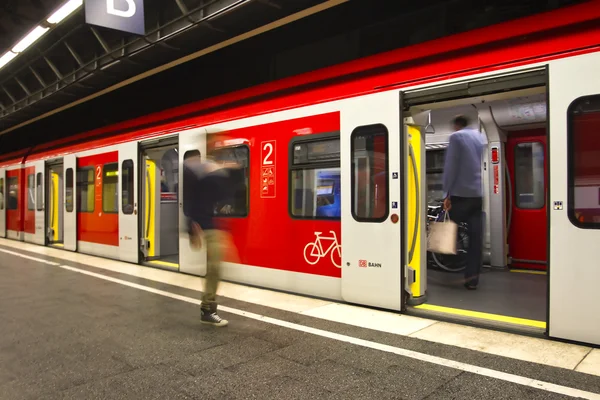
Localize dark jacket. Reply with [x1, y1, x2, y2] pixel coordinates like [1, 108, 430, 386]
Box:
[183, 159, 234, 230]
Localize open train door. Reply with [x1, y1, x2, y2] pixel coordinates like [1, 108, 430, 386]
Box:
[63, 155, 77, 251]
[548, 52, 600, 346]
[340, 90, 404, 311]
[118, 142, 139, 263]
[178, 128, 207, 276]
[0, 167, 5, 238]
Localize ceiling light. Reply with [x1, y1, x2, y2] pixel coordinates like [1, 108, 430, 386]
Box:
[0, 52, 18, 69]
[12, 26, 50, 53]
[47, 0, 83, 24]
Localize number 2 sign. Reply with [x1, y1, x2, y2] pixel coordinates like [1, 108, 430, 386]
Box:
[261, 140, 276, 198]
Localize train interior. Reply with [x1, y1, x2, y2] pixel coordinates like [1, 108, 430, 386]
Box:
[408, 82, 548, 330]
[46, 161, 65, 248]
[140, 141, 180, 270]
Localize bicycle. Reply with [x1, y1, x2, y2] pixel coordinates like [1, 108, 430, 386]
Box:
[426, 201, 469, 272]
[303, 231, 342, 268]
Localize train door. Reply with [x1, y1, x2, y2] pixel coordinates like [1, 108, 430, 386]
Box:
[0, 167, 5, 238]
[63, 155, 77, 251]
[139, 137, 180, 270]
[505, 132, 547, 270]
[118, 142, 139, 263]
[340, 91, 404, 311]
[29, 160, 46, 245]
[548, 51, 600, 345]
[178, 128, 207, 276]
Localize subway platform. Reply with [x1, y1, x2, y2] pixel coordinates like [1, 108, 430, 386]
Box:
[0, 239, 599, 400]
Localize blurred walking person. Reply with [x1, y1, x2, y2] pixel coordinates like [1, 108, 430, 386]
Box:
[442, 115, 485, 290]
[183, 149, 236, 326]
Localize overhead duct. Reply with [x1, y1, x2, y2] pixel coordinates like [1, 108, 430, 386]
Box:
[486, 93, 547, 130]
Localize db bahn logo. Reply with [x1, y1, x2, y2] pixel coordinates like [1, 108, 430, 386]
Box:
[359, 259, 382, 268]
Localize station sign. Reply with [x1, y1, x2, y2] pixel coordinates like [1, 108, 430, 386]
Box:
[85, 0, 145, 35]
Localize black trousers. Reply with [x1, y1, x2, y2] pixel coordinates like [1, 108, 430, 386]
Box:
[449, 196, 483, 286]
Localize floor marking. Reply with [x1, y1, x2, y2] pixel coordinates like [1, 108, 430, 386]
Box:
[0, 248, 60, 266]
[414, 303, 546, 329]
[510, 269, 547, 275]
[147, 260, 179, 269]
[54, 263, 599, 400]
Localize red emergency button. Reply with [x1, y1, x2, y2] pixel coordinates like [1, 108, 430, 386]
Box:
[491, 146, 499, 164]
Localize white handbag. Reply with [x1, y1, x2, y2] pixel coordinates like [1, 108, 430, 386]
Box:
[427, 211, 458, 255]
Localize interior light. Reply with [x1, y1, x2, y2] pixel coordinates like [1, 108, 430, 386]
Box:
[0, 52, 17, 69]
[12, 26, 50, 53]
[47, 0, 83, 24]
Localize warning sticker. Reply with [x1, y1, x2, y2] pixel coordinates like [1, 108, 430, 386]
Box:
[260, 141, 276, 198]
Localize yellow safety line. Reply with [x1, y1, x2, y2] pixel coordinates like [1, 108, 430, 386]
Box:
[147, 260, 179, 269]
[51, 243, 64, 248]
[413, 303, 546, 329]
[510, 269, 547, 275]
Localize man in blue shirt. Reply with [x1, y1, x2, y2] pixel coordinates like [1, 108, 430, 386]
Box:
[443, 115, 485, 289]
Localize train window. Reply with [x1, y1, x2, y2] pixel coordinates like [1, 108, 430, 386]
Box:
[289, 134, 341, 219]
[76, 168, 95, 212]
[122, 160, 134, 215]
[102, 163, 119, 213]
[568, 95, 600, 228]
[27, 174, 35, 211]
[351, 124, 389, 222]
[514, 142, 545, 210]
[182, 150, 201, 219]
[212, 146, 249, 216]
[7, 177, 18, 210]
[425, 149, 446, 205]
[65, 168, 74, 213]
[184, 150, 200, 161]
[0, 178, 3, 210]
[36, 173, 43, 211]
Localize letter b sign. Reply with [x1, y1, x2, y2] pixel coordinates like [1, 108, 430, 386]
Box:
[86, 0, 145, 35]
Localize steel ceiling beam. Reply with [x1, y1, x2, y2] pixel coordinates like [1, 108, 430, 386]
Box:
[0, 0, 257, 122]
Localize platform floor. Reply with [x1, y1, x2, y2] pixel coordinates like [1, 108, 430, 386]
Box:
[0, 240, 599, 399]
[426, 267, 547, 322]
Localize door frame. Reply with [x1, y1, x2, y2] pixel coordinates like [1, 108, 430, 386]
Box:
[138, 136, 179, 266]
[45, 160, 64, 245]
[399, 98, 427, 307]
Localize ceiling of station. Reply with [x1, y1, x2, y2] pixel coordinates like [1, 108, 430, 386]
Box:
[0, 0, 331, 135]
[0, 0, 64, 55]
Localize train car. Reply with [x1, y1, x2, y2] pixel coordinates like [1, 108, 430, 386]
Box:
[1, 2, 600, 346]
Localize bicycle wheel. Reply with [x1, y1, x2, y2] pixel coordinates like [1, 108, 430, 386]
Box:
[330, 244, 342, 268]
[303, 242, 321, 265]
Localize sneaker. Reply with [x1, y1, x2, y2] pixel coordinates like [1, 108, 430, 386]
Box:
[200, 309, 228, 327]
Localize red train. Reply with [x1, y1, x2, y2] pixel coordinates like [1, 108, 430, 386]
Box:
[1, 2, 600, 346]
